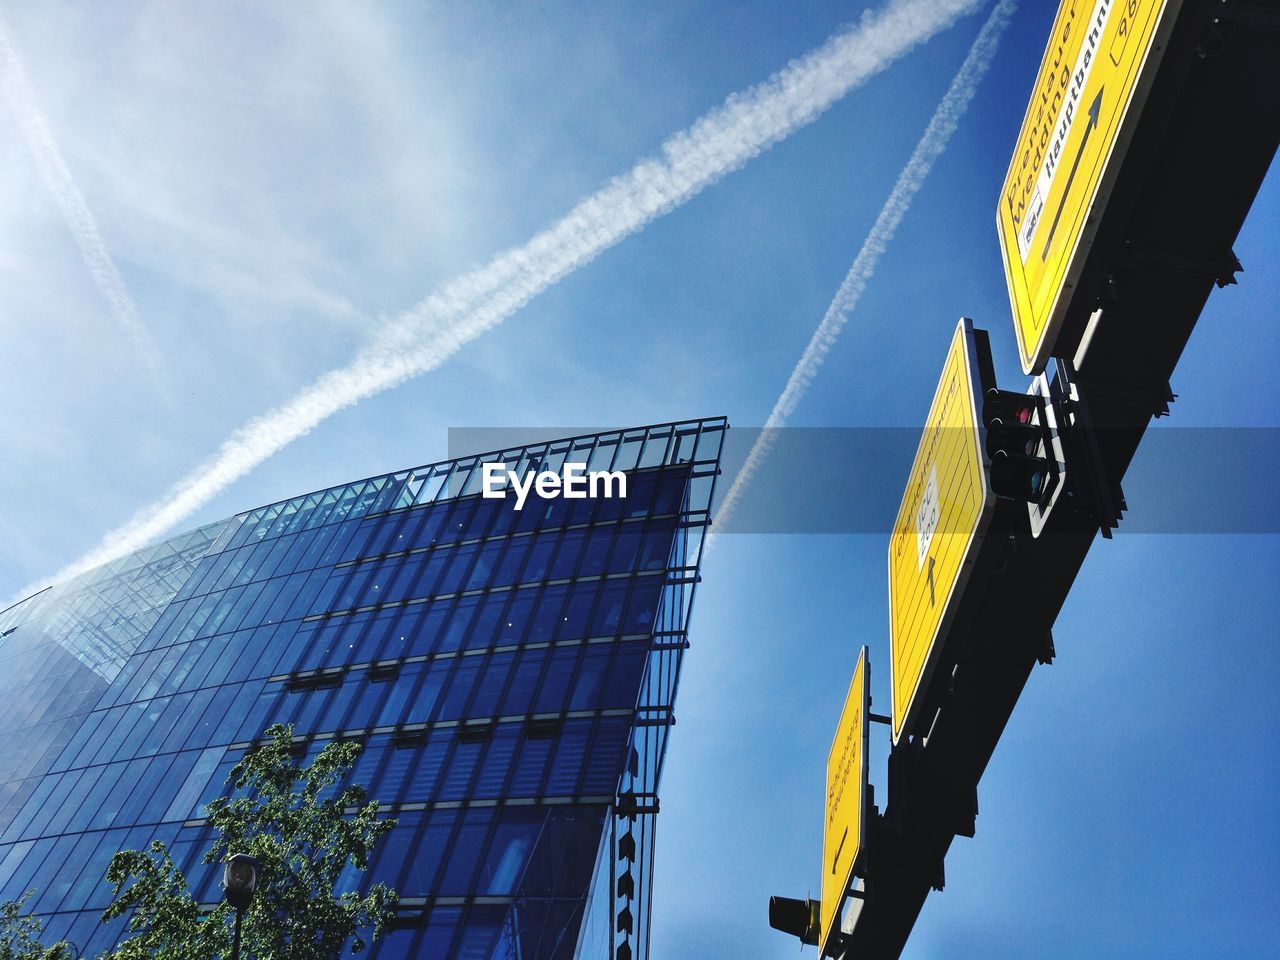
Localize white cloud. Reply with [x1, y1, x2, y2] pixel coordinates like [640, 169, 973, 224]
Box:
[20, 0, 983, 599]
[712, 0, 1017, 534]
[0, 14, 162, 378]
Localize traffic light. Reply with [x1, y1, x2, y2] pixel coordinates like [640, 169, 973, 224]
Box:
[768, 895, 821, 947]
[983, 388, 1052, 503]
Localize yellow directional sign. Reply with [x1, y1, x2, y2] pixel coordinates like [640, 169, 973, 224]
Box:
[997, 0, 1180, 374]
[821, 646, 869, 957]
[888, 319, 993, 745]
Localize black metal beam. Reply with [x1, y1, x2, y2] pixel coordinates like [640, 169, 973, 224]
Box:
[834, 5, 1280, 950]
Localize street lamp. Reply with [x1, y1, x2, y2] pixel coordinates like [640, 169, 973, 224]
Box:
[223, 853, 260, 960]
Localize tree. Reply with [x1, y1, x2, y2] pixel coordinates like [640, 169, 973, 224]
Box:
[100, 724, 397, 959]
[0, 892, 73, 960]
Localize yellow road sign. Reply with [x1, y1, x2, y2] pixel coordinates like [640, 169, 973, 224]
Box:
[888, 319, 993, 745]
[821, 646, 869, 957]
[997, 0, 1180, 374]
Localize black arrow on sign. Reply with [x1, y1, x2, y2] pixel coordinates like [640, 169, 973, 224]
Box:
[1040, 86, 1103, 262]
[832, 826, 848, 873]
[927, 555, 936, 607]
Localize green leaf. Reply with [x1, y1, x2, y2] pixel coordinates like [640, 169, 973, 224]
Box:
[93, 723, 399, 960]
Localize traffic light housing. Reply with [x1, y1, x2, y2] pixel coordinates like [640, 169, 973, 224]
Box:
[768, 895, 821, 947]
[983, 388, 1053, 503]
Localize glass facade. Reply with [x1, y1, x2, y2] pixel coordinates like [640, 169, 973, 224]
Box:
[0, 418, 725, 959]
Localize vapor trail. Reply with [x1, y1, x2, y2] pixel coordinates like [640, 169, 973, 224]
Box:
[0, 19, 163, 377]
[27, 0, 982, 595]
[712, 0, 1016, 535]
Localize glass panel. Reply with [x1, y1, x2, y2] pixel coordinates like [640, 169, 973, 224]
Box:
[471, 653, 516, 717]
[533, 648, 578, 714]
[583, 717, 633, 795]
[548, 530, 587, 580]
[465, 596, 508, 651]
[439, 597, 479, 653]
[439, 807, 494, 894]
[569, 645, 611, 711]
[405, 811, 457, 895]
[479, 808, 544, 895]
[608, 527, 644, 573]
[473, 726, 519, 798]
[521, 535, 556, 582]
[406, 661, 450, 724]
[578, 527, 614, 577]
[558, 583, 596, 641]
[604, 642, 649, 709]
[501, 647, 547, 716]
[492, 538, 531, 588]
[546, 719, 591, 795]
[405, 735, 449, 801]
[441, 659, 482, 720]
[164, 746, 225, 822]
[439, 739, 483, 800]
[590, 581, 630, 637]
[509, 737, 551, 798]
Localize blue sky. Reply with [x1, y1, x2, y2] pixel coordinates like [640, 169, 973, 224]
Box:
[1, 2, 1276, 958]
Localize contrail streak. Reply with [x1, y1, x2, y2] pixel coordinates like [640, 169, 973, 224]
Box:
[0, 18, 163, 377]
[712, 0, 1016, 534]
[26, 0, 982, 595]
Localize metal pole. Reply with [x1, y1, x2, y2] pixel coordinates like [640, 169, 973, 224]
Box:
[231, 907, 244, 960]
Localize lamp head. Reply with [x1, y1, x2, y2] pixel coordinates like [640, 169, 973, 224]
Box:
[223, 853, 260, 911]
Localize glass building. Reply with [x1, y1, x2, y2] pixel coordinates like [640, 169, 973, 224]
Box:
[0, 418, 725, 960]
